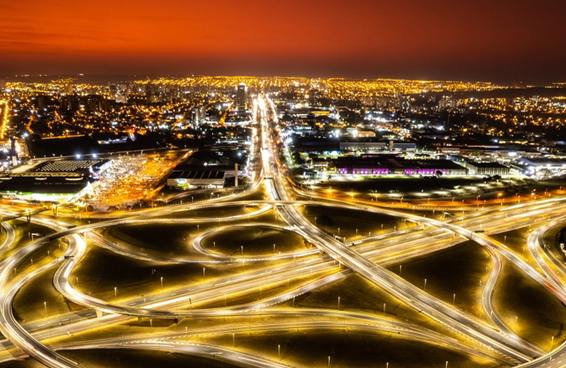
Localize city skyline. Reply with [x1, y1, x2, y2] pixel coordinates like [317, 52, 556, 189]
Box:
[2, 0, 566, 83]
[2, 2, 566, 368]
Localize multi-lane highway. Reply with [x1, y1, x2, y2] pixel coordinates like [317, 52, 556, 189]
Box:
[0, 95, 565, 368]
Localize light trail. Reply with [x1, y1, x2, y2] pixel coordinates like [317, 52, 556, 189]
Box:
[0, 94, 566, 368]
[0, 101, 8, 140]
[258, 96, 537, 363]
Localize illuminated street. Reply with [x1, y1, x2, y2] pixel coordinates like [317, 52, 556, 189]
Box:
[1, 2, 566, 364]
[0, 94, 560, 368]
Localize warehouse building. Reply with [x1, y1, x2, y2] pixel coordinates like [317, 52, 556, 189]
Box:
[332, 156, 467, 176]
[466, 162, 510, 176]
[339, 139, 416, 153]
[167, 169, 226, 189]
[516, 158, 566, 176]
[0, 159, 112, 201]
[166, 164, 239, 189]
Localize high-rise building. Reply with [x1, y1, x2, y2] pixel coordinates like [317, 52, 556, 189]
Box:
[109, 84, 117, 99]
[236, 83, 247, 112]
[145, 83, 153, 104]
[36, 95, 47, 110]
[10, 138, 18, 166]
[87, 95, 103, 112]
[0, 79, 6, 91]
[192, 106, 205, 126]
[64, 95, 80, 111]
[116, 91, 128, 104]
[399, 94, 411, 112]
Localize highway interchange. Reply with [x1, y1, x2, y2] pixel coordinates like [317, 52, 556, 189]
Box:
[0, 97, 565, 367]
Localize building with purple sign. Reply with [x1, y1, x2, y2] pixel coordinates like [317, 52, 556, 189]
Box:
[332, 156, 468, 176]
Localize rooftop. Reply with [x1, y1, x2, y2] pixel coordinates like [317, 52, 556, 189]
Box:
[466, 162, 508, 168]
[168, 170, 225, 180]
[29, 159, 110, 173]
[0, 176, 89, 194]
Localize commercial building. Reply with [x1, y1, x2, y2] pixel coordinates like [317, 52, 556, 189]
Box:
[236, 83, 247, 112]
[516, 158, 566, 176]
[166, 164, 239, 189]
[0, 159, 111, 201]
[332, 156, 467, 176]
[390, 142, 417, 152]
[167, 169, 226, 189]
[340, 140, 385, 152]
[466, 162, 510, 176]
[339, 139, 416, 153]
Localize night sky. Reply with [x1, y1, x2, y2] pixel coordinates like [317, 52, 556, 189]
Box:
[1, 0, 565, 82]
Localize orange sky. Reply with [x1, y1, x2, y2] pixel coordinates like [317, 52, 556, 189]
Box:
[1, 0, 566, 82]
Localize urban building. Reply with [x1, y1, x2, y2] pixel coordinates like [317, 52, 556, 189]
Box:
[0, 159, 111, 201]
[236, 83, 247, 112]
[166, 164, 239, 189]
[340, 140, 385, 152]
[465, 162, 510, 176]
[516, 158, 566, 176]
[339, 139, 417, 153]
[332, 156, 467, 176]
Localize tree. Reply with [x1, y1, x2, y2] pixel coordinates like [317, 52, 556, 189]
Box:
[292, 152, 305, 165]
